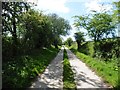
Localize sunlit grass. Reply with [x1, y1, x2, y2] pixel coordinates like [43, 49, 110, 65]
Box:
[63, 49, 76, 89]
[71, 47, 118, 88]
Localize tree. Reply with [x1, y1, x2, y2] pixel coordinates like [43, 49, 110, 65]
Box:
[47, 13, 71, 48]
[2, 2, 31, 61]
[2, 2, 71, 61]
[113, 1, 120, 24]
[113, 1, 120, 37]
[2, 2, 30, 55]
[73, 12, 116, 41]
[65, 37, 73, 46]
[73, 9, 119, 59]
[21, 9, 52, 49]
[2, 2, 30, 41]
[74, 32, 85, 50]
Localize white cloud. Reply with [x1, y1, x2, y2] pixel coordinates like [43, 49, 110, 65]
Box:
[85, 0, 113, 13]
[34, 0, 69, 13]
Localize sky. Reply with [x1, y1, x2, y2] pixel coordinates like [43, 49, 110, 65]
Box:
[31, 0, 118, 41]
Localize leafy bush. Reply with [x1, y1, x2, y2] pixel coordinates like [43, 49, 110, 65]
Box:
[2, 37, 14, 61]
[78, 41, 94, 57]
[2, 46, 58, 88]
[94, 37, 120, 60]
[78, 37, 120, 61]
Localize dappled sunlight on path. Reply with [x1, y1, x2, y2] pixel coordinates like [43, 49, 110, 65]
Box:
[29, 47, 64, 89]
[65, 47, 109, 88]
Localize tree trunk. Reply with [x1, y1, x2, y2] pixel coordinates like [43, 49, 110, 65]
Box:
[12, 2, 18, 56]
[77, 41, 80, 50]
[55, 44, 58, 49]
[54, 40, 58, 49]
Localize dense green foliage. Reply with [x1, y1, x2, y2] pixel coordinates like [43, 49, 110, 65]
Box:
[2, 2, 71, 62]
[2, 46, 58, 88]
[2, 2, 30, 60]
[72, 1, 119, 62]
[2, 2, 71, 88]
[75, 37, 120, 60]
[64, 37, 73, 47]
[70, 45, 119, 88]
[113, 1, 120, 24]
[78, 41, 94, 57]
[93, 38, 120, 59]
[73, 12, 116, 41]
[72, 1, 119, 59]
[47, 13, 71, 48]
[74, 32, 85, 50]
[63, 49, 76, 89]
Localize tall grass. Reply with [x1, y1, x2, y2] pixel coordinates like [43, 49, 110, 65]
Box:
[63, 49, 76, 90]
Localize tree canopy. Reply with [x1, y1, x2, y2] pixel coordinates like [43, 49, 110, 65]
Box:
[2, 2, 71, 61]
[73, 12, 116, 41]
[74, 32, 85, 50]
[64, 37, 73, 46]
[47, 13, 71, 48]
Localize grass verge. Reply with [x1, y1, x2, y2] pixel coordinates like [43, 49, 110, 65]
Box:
[2, 46, 59, 88]
[70, 48, 119, 88]
[63, 49, 76, 90]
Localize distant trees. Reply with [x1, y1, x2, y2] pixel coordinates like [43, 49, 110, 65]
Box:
[64, 37, 73, 46]
[47, 14, 71, 48]
[74, 32, 85, 50]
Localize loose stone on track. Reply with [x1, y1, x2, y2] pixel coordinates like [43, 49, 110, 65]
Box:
[29, 47, 64, 89]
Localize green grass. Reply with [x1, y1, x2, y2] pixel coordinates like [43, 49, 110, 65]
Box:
[63, 49, 76, 90]
[2, 46, 59, 88]
[69, 42, 77, 50]
[70, 48, 119, 88]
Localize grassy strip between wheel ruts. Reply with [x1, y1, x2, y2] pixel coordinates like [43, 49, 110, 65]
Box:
[2, 46, 59, 89]
[63, 49, 76, 90]
[70, 48, 119, 88]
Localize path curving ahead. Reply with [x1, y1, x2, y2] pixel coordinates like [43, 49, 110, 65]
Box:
[65, 47, 110, 88]
[29, 47, 64, 89]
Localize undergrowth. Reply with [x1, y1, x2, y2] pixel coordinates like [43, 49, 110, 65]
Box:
[2, 46, 58, 88]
